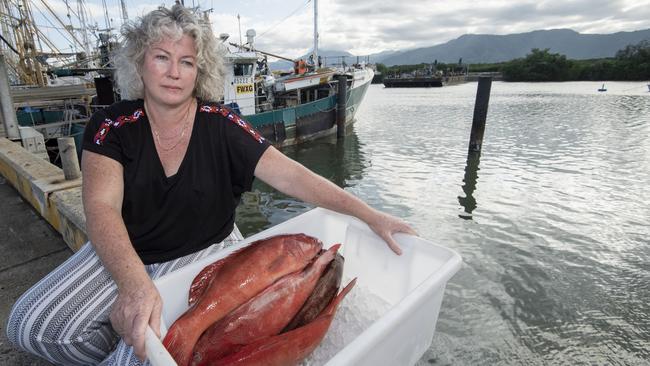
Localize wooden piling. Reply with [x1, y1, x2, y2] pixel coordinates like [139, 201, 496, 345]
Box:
[336, 75, 348, 138]
[468, 77, 492, 152]
[57, 137, 81, 180]
[458, 152, 481, 220]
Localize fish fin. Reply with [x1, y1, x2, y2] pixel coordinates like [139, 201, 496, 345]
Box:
[320, 277, 357, 318]
[329, 243, 342, 252]
[318, 244, 341, 263]
[188, 260, 225, 306]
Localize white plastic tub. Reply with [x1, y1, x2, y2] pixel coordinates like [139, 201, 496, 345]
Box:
[147, 208, 462, 366]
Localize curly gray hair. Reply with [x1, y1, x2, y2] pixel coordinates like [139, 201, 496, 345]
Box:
[112, 4, 224, 101]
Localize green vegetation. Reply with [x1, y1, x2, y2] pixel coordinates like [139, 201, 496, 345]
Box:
[378, 41, 650, 82]
[501, 49, 573, 81]
[466, 63, 503, 73]
[500, 41, 650, 81]
[376, 61, 467, 77]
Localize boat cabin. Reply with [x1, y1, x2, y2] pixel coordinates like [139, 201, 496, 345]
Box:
[222, 51, 258, 115]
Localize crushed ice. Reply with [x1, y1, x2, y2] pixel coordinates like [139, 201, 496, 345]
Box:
[300, 279, 392, 366]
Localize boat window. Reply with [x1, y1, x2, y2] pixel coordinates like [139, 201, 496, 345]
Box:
[234, 63, 254, 76]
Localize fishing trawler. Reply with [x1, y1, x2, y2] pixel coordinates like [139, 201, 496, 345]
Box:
[221, 42, 373, 146]
[219, 0, 373, 146]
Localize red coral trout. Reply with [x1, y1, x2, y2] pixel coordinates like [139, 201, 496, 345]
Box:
[191, 244, 341, 365]
[283, 252, 344, 332]
[163, 234, 323, 366]
[212, 278, 357, 366]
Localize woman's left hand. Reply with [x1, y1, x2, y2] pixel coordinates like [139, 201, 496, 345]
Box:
[364, 209, 418, 255]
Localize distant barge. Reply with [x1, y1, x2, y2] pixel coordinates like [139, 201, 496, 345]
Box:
[383, 74, 466, 88]
[383, 76, 442, 88]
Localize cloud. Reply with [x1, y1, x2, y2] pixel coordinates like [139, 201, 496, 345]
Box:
[319, 0, 650, 54]
[23, 0, 650, 57]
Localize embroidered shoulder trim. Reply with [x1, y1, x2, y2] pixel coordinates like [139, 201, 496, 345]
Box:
[200, 104, 266, 144]
[93, 108, 144, 146]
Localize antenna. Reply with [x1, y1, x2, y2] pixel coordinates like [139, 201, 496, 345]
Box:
[237, 14, 242, 47]
[312, 0, 318, 69]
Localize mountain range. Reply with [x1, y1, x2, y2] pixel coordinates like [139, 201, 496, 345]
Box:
[270, 28, 650, 69]
[375, 28, 650, 65]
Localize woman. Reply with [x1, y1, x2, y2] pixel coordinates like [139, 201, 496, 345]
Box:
[6, 4, 415, 365]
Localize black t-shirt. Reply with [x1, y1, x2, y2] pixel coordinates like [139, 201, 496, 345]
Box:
[82, 99, 270, 264]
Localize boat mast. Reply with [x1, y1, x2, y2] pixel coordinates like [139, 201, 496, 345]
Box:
[77, 0, 93, 67]
[312, 0, 318, 69]
[17, 0, 45, 85]
[119, 0, 129, 24]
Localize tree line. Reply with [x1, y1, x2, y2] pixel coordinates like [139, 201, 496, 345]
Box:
[376, 40, 650, 82]
[375, 61, 466, 79]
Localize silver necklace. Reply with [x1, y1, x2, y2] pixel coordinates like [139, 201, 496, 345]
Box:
[146, 101, 193, 152]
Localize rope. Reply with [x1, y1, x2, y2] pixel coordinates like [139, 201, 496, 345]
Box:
[0, 34, 19, 54]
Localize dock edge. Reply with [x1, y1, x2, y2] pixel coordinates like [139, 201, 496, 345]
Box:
[0, 137, 86, 251]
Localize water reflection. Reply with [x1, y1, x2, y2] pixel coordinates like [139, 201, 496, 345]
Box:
[235, 126, 367, 237]
[237, 83, 650, 364]
[458, 151, 481, 220]
[284, 127, 366, 188]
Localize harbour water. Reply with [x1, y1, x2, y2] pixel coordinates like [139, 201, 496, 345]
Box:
[236, 81, 650, 365]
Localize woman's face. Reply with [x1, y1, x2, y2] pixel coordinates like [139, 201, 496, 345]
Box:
[141, 33, 198, 108]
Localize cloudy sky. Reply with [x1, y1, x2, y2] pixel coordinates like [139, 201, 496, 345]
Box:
[32, 0, 650, 59]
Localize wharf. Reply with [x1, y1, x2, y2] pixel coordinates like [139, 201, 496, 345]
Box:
[465, 72, 503, 81]
[0, 176, 68, 365]
[0, 127, 84, 364]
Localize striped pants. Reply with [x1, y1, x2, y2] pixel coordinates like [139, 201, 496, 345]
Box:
[6, 229, 243, 365]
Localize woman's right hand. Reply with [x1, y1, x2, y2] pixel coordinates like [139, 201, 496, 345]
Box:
[109, 277, 163, 362]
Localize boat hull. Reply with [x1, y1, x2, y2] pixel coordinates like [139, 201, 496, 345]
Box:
[383, 77, 442, 88]
[245, 68, 373, 146]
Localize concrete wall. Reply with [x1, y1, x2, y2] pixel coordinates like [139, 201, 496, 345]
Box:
[0, 138, 86, 251]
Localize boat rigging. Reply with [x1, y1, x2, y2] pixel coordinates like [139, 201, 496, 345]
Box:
[0, 0, 119, 85]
